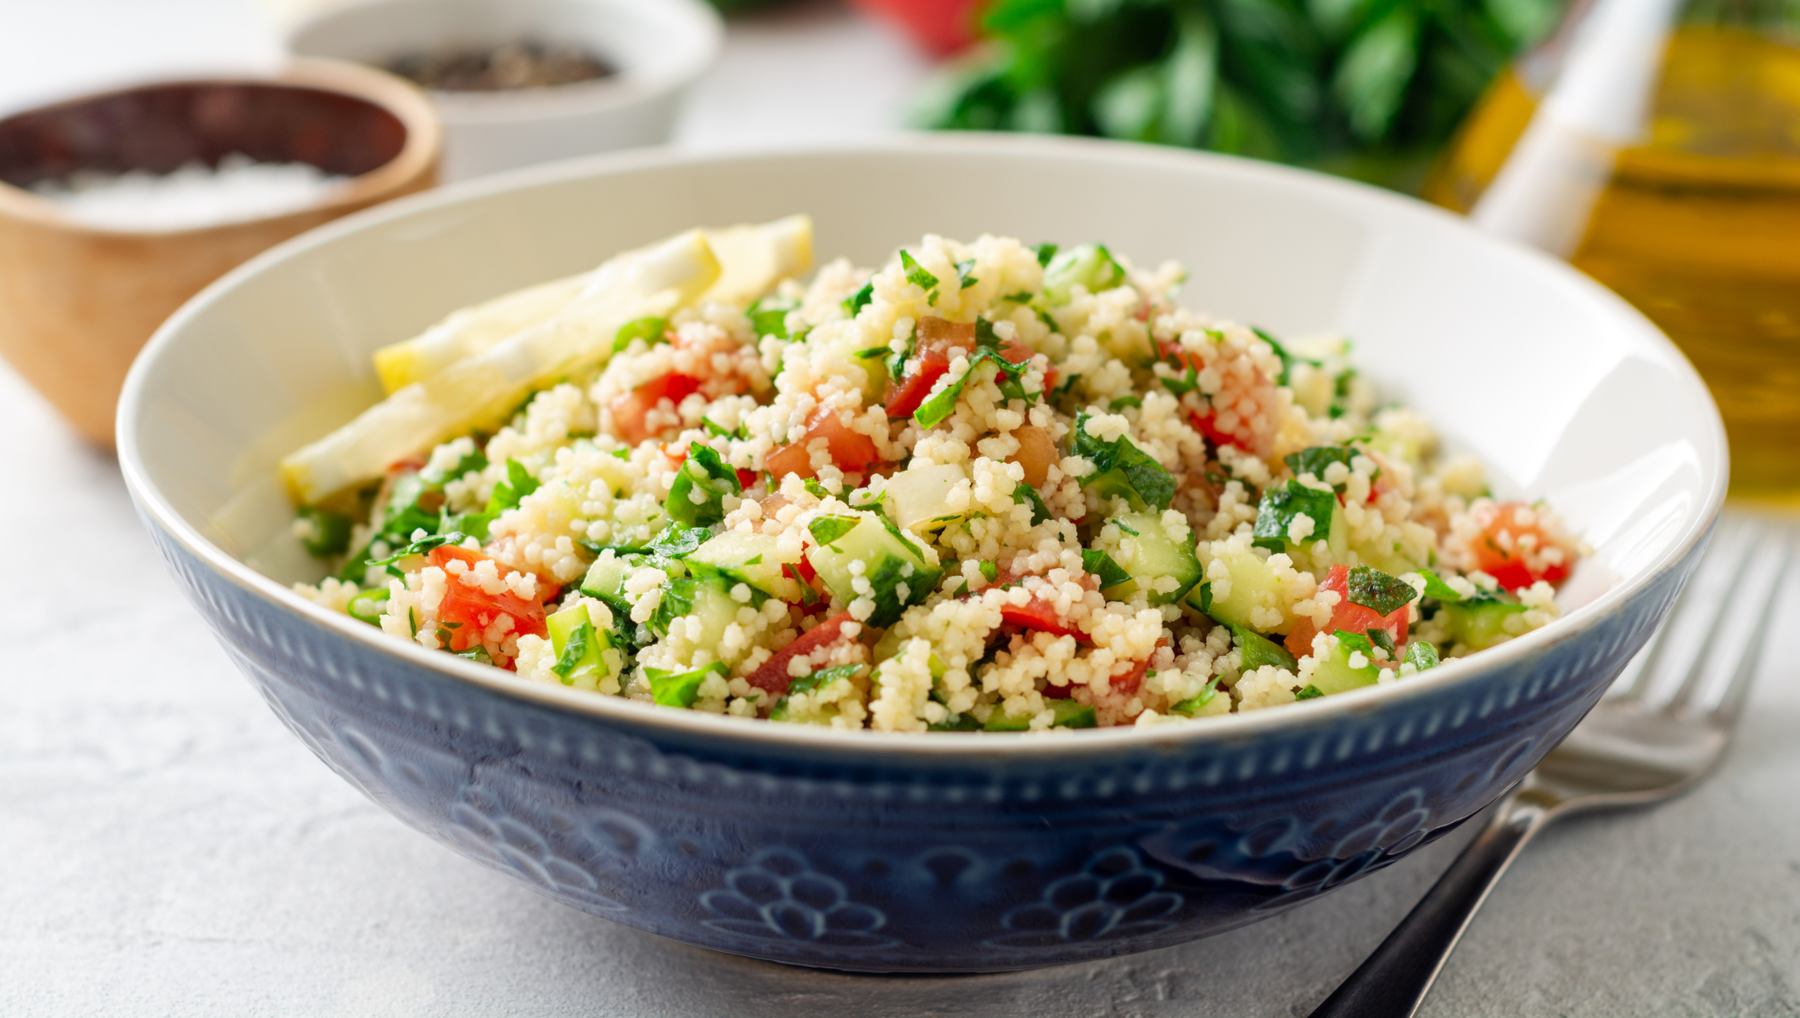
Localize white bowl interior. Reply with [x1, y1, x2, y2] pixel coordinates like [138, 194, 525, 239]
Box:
[124, 139, 1724, 639]
[286, 0, 719, 110]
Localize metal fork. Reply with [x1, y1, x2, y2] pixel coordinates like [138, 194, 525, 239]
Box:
[1309, 514, 1795, 1018]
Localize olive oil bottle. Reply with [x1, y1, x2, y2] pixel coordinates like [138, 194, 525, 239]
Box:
[1426, 1, 1800, 501]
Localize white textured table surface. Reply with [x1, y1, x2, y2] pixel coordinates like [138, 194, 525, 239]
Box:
[3, 4, 1799, 1016]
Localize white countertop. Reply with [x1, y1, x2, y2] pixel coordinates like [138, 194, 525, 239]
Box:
[3, 3, 1798, 1015]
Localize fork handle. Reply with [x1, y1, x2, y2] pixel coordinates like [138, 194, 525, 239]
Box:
[1306, 789, 1554, 1018]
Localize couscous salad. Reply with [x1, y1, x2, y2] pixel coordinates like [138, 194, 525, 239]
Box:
[283, 216, 1579, 732]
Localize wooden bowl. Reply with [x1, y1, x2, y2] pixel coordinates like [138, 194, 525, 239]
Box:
[0, 58, 440, 447]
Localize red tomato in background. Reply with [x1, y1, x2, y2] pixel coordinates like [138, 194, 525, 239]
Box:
[1284, 564, 1408, 660]
[850, 0, 981, 54]
[609, 372, 701, 444]
[1470, 501, 1573, 590]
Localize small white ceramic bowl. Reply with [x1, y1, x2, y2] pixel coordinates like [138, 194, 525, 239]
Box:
[286, 0, 721, 181]
[118, 137, 1725, 972]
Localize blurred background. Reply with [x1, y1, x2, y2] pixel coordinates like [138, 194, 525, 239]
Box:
[0, 0, 1796, 496]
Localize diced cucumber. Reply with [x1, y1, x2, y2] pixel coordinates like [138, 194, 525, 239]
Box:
[649, 576, 742, 647]
[1308, 632, 1381, 695]
[1227, 623, 1298, 672]
[805, 510, 941, 627]
[1042, 244, 1126, 304]
[1442, 597, 1527, 651]
[984, 698, 1096, 731]
[684, 529, 795, 599]
[546, 604, 618, 690]
[1194, 540, 1289, 634]
[579, 552, 635, 607]
[882, 461, 970, 535]
[1092, 512, 1201, 605]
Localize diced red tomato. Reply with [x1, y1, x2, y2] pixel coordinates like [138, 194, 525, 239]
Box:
[609, 372, 701, 444]
[766, 406, 881, 479]
[1285, 564, 1409, 660]
[746, 611, 860, 695]
[1185, 408, 1243, 451]
[427, 545, 554, 660]
[998, 598, 1091, 644]
[1109, 655, 1152, 697]
[885, 317, 973, 420]
[1469, 501, 1573, 590]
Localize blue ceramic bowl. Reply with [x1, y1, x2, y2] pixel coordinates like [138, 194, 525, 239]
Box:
[117, 138, 1725, 972]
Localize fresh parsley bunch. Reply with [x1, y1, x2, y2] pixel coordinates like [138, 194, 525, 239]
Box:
[917, 0, 1564, 188]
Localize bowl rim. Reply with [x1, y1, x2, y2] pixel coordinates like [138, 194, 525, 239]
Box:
[116, 133, 1728, 761]
[282, 0, 725, 126]
[0, 57, 443, 239]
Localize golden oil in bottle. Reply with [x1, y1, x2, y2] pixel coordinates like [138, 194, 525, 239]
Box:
[1427, 23, 1800, 502]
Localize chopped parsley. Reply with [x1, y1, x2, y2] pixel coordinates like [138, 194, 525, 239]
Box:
[1251, 481, 1335, 552]
[664, 443, 741, 528]
[1284, 445, 1358, 489]
[747, 296, 797, 340]
[611, 315, 669, 353]
[297, 507, 352, 558]
[913, 342, 1033, 428]
[1404, 641, 1441, 671]
[808, 514, 861, 546]
[1012, 482, 1051, 524]
[552, 617, 601, 682]
[900, 249, 939, 296]
[1252, 326, 1320, 387]
[1417, 568, 1466, 602]
[1345, 565, 1418, 617]
[1071, 412, 1176, 511]
[843, 280, 874, 316]
[955, 258, 978, 289]
[645, 661, 728, 708]
[1170, 676, 1223, 716]
[1081, 548, 1131, 591]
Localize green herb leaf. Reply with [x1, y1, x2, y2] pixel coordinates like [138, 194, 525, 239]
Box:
[645, 660, 728, 708]
[1251, 481, 1335, 552]
[297, 507, 353, 558]
[612, 315, 669, 353]
[664, 443, 740, 528]
[1013, 483, 1052, 524]
[809, 514, 862, 546]
[1284, 445, 1357, 488]
[1081, 547, 1132, 590]
[900, 249, 939, 293]
[1417, 568, 1466, 602]
[1346, 565, 1418, 616]
[747, 297, 797, 340]
[1403, 640, 1441, 671]
[1071, 412, 1175, 511]
[552, 618, 597, 680]
[844, 281, 874, 316]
